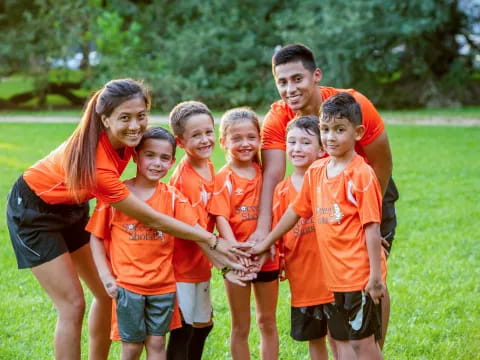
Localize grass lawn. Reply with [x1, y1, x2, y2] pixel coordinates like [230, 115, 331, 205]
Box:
[0, 121, 479, 359]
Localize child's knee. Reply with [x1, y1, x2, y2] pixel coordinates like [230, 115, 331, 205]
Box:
[122, 341, 144, 358]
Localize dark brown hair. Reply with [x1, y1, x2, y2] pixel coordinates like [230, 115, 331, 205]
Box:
[320, 92, 362, 126]
[272, 43, 317, 75]
[63, 78, 150, 198]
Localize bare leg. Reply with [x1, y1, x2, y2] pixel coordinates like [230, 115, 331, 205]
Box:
[253, 280, 279, 360]
[378, 288, 390, 349]
[121, 342, 144, 360]
[308, 337, 328, 360]
[71, 243, 112, 360]
[145, 335, 167, 360]
[225, 279, 252, 360]
[32, 253, 86, 360]
[327, 332, 340, 360]
[350, 335, 383, 360]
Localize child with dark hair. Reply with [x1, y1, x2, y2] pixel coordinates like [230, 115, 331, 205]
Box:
[251, 93, 387, 360]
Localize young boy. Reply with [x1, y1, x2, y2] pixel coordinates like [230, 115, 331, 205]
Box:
[272, 115, 334, 360]
[166, 101, 217, 360]
[87, 127, 200, 360]
[252, 93, 387, 360]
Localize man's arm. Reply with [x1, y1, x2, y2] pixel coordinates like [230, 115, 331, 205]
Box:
[361, 130, 392, 196]
[247, 149, 286, 242]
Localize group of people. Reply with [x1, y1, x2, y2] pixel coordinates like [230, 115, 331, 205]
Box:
[6, 44, 398, 360]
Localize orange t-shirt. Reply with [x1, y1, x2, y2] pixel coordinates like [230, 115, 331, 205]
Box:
[86, 181, 198, 295]
[261, 86, 385, 159]
[273, 177, 333, 306]
[292, 154, 387, 292]
[210, 163, 279, 271]
[23, 132, 131, 205]
[169, 158, 214, 282]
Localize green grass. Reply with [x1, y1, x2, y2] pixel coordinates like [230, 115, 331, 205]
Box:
[0, 122, 479, 359]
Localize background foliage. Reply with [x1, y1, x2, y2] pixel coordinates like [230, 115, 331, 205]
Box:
[1, 0, 479, 110]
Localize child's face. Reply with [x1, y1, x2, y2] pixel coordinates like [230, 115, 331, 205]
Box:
[319, 117, 364, 159]
[222, 119, 260, 164]
[177, 114, 215, 161]
[101, 96, 148, 150]
[134, 138, 175, 181]
[274, 61, 322, 113]
[286, 127, 324, 169]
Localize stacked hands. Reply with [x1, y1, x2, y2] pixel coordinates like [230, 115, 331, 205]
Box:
[219, 237, 275, 287]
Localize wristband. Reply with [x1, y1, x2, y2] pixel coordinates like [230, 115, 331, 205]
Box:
[221, 266, 232, 278]
[209, 234, 219, 250]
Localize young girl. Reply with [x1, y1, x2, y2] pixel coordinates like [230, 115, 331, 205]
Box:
[5, 79, 242, 360]
[209, 108, 280, 360]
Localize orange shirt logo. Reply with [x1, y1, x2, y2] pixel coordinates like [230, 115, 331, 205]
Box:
[123, 224, 166, 241]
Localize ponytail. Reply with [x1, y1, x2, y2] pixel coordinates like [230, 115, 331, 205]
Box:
[63, 91, 103, 199]
[62, 78, 151, 200]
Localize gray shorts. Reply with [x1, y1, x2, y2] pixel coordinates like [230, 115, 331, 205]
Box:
[116, 287, 175, 342]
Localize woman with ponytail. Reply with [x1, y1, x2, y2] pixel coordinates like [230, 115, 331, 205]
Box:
[6, 79, 245, 360]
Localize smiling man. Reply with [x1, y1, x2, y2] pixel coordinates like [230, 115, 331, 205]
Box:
[249, 43, 399, 349]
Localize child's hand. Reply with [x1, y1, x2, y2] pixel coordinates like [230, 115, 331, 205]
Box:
[224, 269, 257, 286]
[100, 273, 118, 299]
[248, 241, 269, 255]
[365, 278, 386, 305]
[249, 252, 269, 273]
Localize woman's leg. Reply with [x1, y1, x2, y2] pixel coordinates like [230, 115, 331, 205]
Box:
[252, 280, 279, 360]
[71, 243, 112, 360]
[31, 252, 86, 360]
[225, 279, 252, 360]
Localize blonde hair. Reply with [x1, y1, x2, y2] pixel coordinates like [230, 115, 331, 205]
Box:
[220, 107, 261, 164]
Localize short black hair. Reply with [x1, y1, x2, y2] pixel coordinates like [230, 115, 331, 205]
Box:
[320, 92, 362, 126]
[286, 115, 322, 146]
[136, 126, 177, 157]
[272, 44, 317, 75]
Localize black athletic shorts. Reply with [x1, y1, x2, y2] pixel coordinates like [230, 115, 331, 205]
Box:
[290, 304, 328, 341]
[6, 175, 90, 269]
[252, 270, 279, 283]
[323, 291, 382, 341]
[381, 177, 399, 252]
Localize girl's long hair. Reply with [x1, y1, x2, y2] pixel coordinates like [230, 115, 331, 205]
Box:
[220, 107, 261, 164]
[63, 79, 150, 198]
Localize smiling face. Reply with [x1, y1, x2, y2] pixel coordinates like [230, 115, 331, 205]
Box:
[274, 61, 322, 114]
[222, 119, 260, 166]
[134, 138, 175, 182]
[176, 113, 215, 161]
[101, 96, 149, 150]
[319, 116, 364, 160]
[286, 126, 324, 170]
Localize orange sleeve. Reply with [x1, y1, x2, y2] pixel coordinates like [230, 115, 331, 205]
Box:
[92, 169, 130, 204]
[172, 188, 199, 227]
[351, 165, 383, 226]
[209, 171, 231, 219]
[353, 91, 385, 147]
[85, 200, 112, 240]
[292, 170, 314, 219]
[261, 102, 294, 151]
